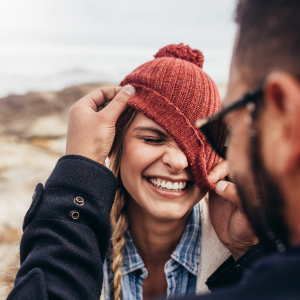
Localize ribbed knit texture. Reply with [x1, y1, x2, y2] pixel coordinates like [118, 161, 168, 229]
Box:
[117, 44, 226, 190]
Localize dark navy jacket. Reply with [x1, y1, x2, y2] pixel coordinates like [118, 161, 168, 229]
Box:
[8, 155, 299, 300]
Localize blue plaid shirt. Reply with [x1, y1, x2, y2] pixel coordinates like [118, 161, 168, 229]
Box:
[103, 204, 201, 300]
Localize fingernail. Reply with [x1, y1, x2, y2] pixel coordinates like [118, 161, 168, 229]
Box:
[215, 181, 228, 193]
[124, 85, 136, 96]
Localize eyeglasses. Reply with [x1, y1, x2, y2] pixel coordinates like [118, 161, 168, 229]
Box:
[196, 85, 264, 158]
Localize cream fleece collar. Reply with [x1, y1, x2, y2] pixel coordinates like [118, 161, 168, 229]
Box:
[196, 194, 231, 294]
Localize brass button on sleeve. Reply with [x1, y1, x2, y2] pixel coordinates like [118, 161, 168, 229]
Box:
[74, 196, 84, 206]
[70, 210, 79, 220]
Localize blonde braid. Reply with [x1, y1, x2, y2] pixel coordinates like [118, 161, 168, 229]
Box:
[109, 111, 137, 300]
[111, 187, 127, 300]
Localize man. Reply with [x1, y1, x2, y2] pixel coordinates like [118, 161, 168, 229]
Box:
[193, 0, 300, 298]
[7, 0, 300, 299]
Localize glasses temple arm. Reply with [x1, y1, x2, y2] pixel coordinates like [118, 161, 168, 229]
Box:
[196, 86, 264, 129]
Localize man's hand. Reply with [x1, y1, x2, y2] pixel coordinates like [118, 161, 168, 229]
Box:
[208, 160, 259, 261]
[66, 85, 136, 165]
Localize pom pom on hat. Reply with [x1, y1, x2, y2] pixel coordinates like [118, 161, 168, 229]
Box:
[154, 43, 204, 69]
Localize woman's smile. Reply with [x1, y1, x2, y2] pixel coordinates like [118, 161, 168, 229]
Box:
[145, 176, 192, 198]
[148, 177, 187, 191]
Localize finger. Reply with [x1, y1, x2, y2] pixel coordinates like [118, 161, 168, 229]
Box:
[207, 160, 229, 184]
[217, 156, 224, 164]
[104, 101, 111, 107]
[101, 85, 136, 122]
[81, 86, 123, 112]
[101, 86, 123, 103]
[214, 181, 242, 208]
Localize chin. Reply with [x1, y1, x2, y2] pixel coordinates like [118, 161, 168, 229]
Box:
[145, 201, 193, 222]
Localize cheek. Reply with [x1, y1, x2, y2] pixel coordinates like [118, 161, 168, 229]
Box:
[120, 142, 143, 194]
[227, 120, 251, 176]
[227, 119, 259, 211]
[120, 140, 160, 200]
[259, 113, 281, 174]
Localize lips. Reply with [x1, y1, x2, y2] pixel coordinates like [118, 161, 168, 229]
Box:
[148, 177, 187, 192]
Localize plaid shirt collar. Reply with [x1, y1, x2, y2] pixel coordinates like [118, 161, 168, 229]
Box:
[121, 204, 201, 276]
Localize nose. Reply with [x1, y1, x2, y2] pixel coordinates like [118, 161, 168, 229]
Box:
[162, 145, 188, 174]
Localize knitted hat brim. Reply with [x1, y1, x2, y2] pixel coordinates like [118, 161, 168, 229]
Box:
[116, 84, 219, 190]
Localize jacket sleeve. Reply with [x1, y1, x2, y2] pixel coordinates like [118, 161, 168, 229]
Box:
[7, 155, 117, 300]
[206, 243, 265, 292]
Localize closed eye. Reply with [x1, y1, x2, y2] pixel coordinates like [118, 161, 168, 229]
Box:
[137, 135, 166, 144]
[133, 126, 169, 145]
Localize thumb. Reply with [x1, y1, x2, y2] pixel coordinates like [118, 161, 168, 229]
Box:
[102, 85, 136, 122]
[207, 160, 229, 184]
[214, 181, 242, 208]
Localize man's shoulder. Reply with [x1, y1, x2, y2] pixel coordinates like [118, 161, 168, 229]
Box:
[244, 244, 300, 277]
[191, 245, 300, 300]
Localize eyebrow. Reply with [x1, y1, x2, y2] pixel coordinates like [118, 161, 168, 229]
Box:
[133, 126, 169, 138]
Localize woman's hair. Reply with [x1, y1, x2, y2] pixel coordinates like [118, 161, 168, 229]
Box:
[109, 111, 137, 300]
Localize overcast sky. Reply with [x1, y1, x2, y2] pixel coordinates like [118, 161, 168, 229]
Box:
[0, 0, 237, 48]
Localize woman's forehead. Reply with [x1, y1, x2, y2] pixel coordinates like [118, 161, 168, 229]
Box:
[130, 112, 169, 136]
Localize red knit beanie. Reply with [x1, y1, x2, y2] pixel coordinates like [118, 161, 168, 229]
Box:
[117, 44, 226, 190]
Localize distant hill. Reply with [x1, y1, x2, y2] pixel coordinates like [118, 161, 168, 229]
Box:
[0, 82, 114, 139]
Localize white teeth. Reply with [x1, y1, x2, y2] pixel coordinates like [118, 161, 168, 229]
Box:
[166, 181, 172, 189]
[148, 178, 187, 191]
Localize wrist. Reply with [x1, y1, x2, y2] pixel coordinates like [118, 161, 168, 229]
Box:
[230, 241, 259, 261]
[230, 248, 251, 261]
[227, 234, 259, 261]
[65, 149, 107, 166]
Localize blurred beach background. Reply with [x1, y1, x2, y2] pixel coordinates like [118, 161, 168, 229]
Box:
[0, 0, 236, 254]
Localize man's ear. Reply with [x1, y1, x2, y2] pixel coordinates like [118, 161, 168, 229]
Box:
[264, 72, 300, 174]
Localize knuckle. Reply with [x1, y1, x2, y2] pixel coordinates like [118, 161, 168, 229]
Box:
[98, 111, 109, 122]
[114, 92, 129, 105]
[69, 105, 74, 114]
[114, 96, 126, 106]
[84, 95, 94, 104]
[69, 103, 78, 115]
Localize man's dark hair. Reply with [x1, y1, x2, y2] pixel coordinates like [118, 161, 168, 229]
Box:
[235, 0, 300, 86]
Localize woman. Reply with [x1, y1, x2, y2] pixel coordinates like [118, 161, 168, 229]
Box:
[104, 44, 230, 300]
